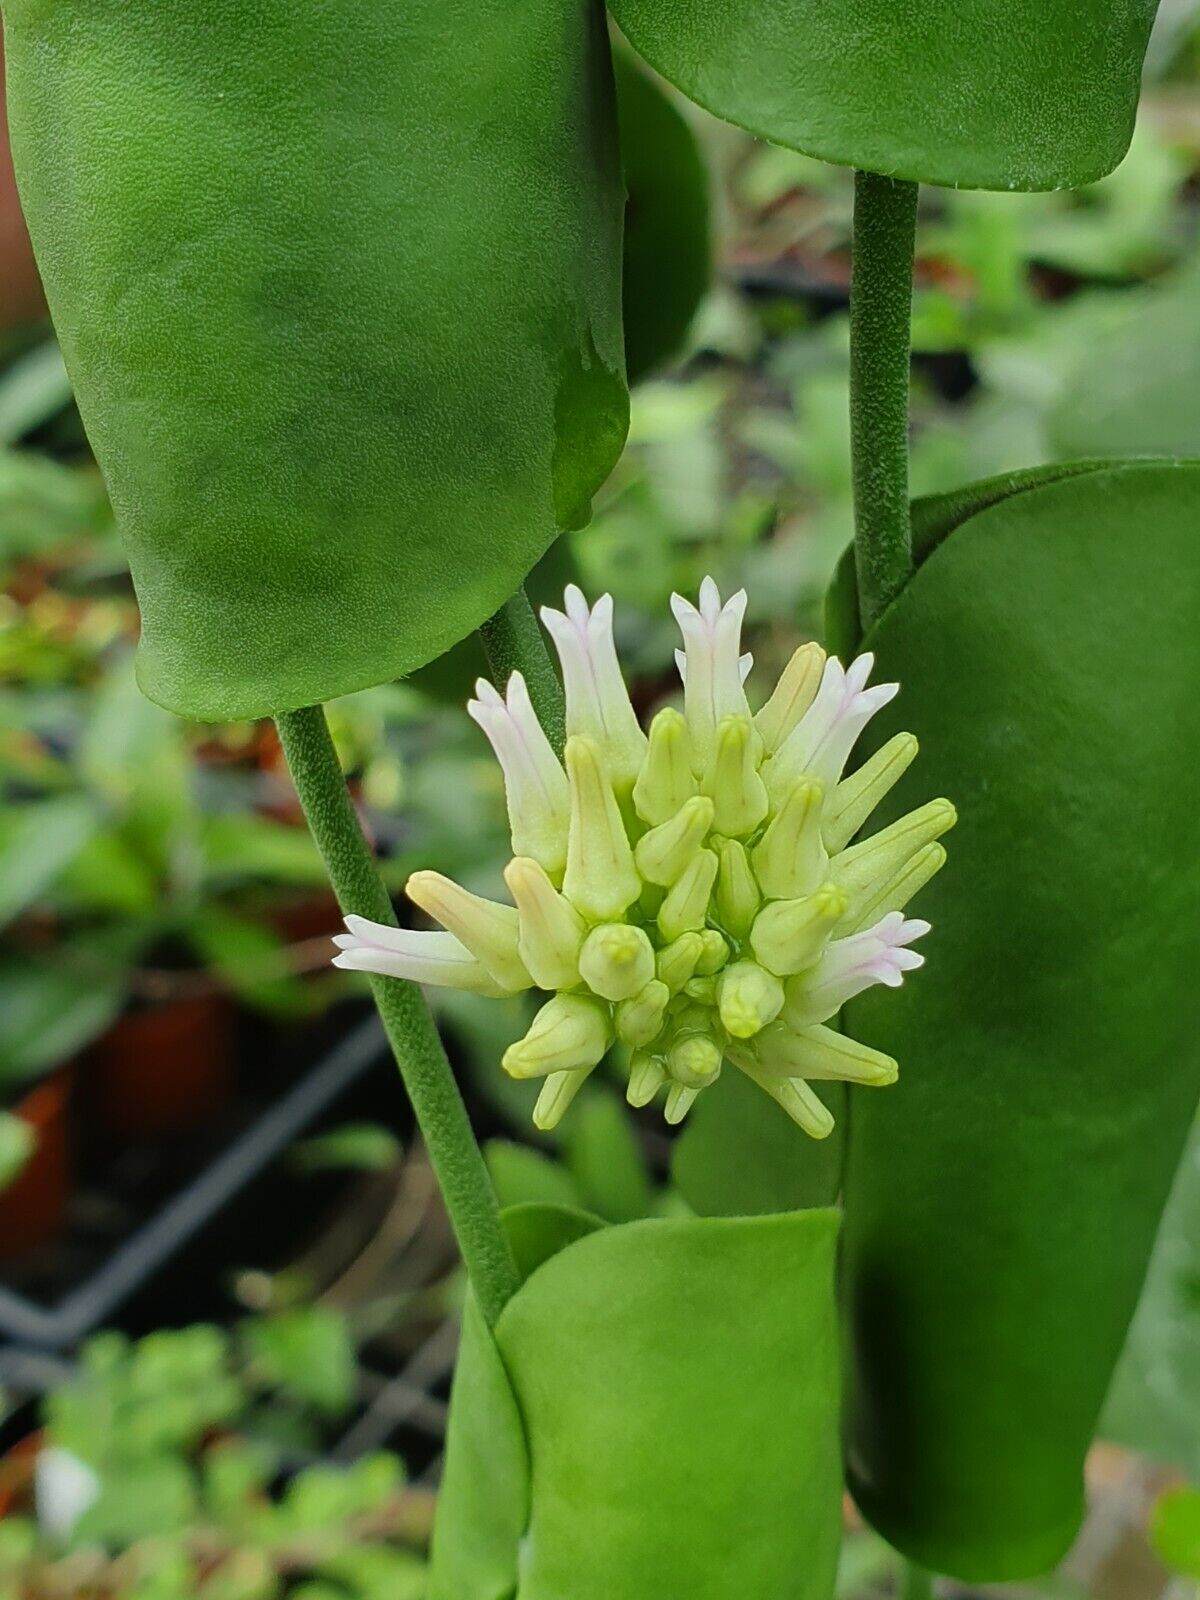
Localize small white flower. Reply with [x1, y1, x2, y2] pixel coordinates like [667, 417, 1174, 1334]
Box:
[334, 580, 952, 1136]
[540, 585, 647, 787]
[784, 912, 930, 1028]
[467, 672, 569, 878]
[766, 652, 899, 798]
[333, 916, 512, 997]
[670, 576, 753, 771]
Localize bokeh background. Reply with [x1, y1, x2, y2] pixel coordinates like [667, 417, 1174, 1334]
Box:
[3, 8, 1200, 1596]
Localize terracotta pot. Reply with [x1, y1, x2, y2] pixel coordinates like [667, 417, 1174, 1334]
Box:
[268, 888, 343, 947]
[91, 993, 235, 1143]
[0, 39, 47, 332]
[0, 1072, 72, 1263]
[0, 1432, 41, 1519]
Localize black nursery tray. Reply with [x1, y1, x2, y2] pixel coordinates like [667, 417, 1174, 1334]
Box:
[0, 1008, 395, 1351]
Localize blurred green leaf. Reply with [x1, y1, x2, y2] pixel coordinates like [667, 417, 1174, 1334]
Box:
[1152, 1486, 1200, 1578]
[0, 1109, 35, 1188]
[0, 341, 72, 445]
[563, 1091, 653, 1224]
[241, 1307, 357, 1418]
[485, 1139, 583, 1211]
[0, 794, 97, 928]
[292, 1123, 402, 1175]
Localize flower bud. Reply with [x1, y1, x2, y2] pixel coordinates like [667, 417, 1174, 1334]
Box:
[785, 912, 929, 1027]
[633, 707, 698, 826]
[824, 732, 919, 853]
[534, 1069, 593, 1132]
[755, 1021, 899, 1086]
[563, 736, 641, 922]
[702, 715, 768, 837]
[615, 979, 671, 1049]
[752, 777, 828, 900]
[714, 838, 760, 939]
[502, 993, 612, 1080]
[754, 640, 825, 753]
[657, 848, 718, 942]
[580, 922, 657, 1002]
[627, 1050, 667, 1107]
[656, 931, 704, 994]
[695, 929, 731, 976]
[843, 840, 948, 933]
[832, 799, 956, 931]
[504, 857, 586, 991]
[750, 885, 846, 977]
[406, 870, 531, 992]
[634, 795, 715, 886]
[717, 960, 785, 1040]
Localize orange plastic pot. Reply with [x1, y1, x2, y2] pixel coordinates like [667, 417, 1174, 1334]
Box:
[0, 1072, 72, 1262]
[91, 993, 235, 1143]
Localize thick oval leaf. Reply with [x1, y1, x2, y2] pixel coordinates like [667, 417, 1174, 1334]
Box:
[609, 0, 1159, 192]
[615, 50, 711, 382]
[839, 461, 1200, 1580]
[3, 0, 628, 720]
[432, 1203, 843, 1599]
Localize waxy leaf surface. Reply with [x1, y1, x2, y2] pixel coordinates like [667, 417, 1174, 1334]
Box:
[609, 0, 1159, 191]
[432, 1203, 843, 1599]
[2, 0, 628, 719]
[839, 461, 1200, 1579]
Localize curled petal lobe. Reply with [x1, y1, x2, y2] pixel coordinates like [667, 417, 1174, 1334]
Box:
[468, 673, 570, 878]
[671, 577, 753, 770]
[332, 918, 511, 996]
[541, 586, 647, 788]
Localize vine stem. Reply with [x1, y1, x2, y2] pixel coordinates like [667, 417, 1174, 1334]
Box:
[478, 584, 566, 755]
[274, 702, 520, 1329]
[849, 169, 919, 632]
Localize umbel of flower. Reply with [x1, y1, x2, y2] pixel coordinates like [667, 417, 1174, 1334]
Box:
[334, 580, 954, 1135]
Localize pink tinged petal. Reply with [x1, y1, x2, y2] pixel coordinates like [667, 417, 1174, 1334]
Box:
[784, 911, 931, 1026]
[766, 653, 900, 799]
[467, 673, 569, 878]
[670, 578, 752, 772]
[331, 917, 511, 996]
[540, 587, 646, 787]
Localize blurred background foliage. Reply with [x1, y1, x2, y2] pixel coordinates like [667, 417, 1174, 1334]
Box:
[5, 8, 1200, 1595]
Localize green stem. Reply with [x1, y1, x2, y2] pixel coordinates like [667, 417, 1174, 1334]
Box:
[274, 703, 520, 1328]
[899, 1560, 934, 1600]
[478, 584, 566, 755]
[849, 169, 919, 633]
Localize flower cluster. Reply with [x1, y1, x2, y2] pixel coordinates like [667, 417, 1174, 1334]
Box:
[334, 581, 953, 1135]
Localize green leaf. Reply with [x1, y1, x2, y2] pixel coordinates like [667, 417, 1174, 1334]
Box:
[1102, 1122, 1200, 1472]
[4, 0, 628, 720]
[1049, 261, 1200, 461]
[0, 794, 98, 929]
[432, 1204, 843, 1599]
[0, 942, 127, 1085]
[562, 1090, 654, 1223]
[484, 1139, 583, 1212]
[615, 49, 710, 382]
[609, 0, 1159, 191]
[672, 1069, 843, 1217]
[291, 1122, 402, 1175]
[837, 461, 1200, 1581]
[1151, 1487, 1200, 1579]
[185, 907, 309, 1018]
[241, 1306, 357, 1418]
